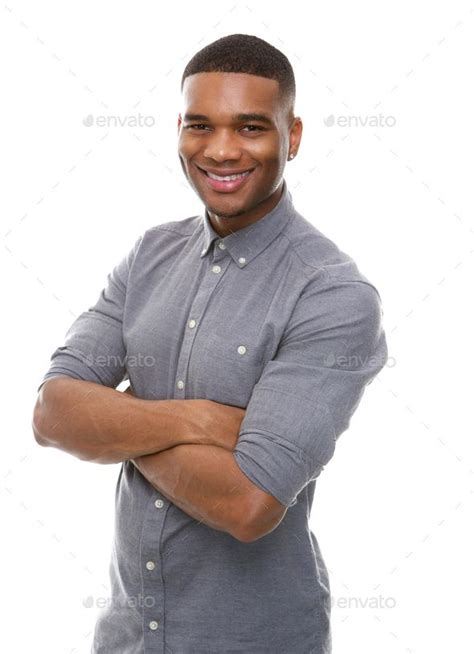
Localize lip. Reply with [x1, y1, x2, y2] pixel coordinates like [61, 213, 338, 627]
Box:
[197, 165, 255, 176]
[195, 164, 256, 193]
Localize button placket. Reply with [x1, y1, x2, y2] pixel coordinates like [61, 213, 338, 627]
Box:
[141, 494, 167, 653]
[173, 255, 231, 397]
[141, 249, 231, 651]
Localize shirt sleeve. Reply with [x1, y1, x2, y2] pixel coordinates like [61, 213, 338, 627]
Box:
[37, 234, 143, 393]
[233, 275, 389, 508]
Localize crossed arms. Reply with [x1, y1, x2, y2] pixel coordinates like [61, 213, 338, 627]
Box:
[32, 266, 387, 544]
[32, 377, 287, 543]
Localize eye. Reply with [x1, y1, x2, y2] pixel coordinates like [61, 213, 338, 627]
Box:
[185, 124, 209, 130]
[184, 124, 265, 132]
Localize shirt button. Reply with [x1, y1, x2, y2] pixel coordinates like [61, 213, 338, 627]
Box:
[154, 499, 164, 509]
[177, 380, 184, 390]
[238, 257, 246, 265]
[146, 561, 156, 571]
[218, 241, 226, 250]
[212, 265, 221, 274]
[149, 620, 159, 631]
[237, 345, 247, 355]
[188, 319, 196, 329]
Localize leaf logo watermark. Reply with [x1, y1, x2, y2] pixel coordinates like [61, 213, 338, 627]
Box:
[83, 113, 156, 127]
[82, 594, 156, 609]
[324, 114, 396, 127]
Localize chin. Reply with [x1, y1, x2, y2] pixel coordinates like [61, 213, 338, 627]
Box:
[198, 189, 246, 214]
[205, 202, 249, 219]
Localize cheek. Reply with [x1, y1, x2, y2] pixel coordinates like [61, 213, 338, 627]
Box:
[261, 152, 285, 172]
[254, 137, 285, 162]
[177, 136, 195, 159]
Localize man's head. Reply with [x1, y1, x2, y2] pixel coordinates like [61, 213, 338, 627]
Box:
[177, 34, 303, 235]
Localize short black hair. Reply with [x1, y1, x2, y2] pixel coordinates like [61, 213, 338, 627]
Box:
[181, 33, 296, 117]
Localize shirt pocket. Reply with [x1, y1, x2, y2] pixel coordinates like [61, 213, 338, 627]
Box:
[199, 332, 270, 407]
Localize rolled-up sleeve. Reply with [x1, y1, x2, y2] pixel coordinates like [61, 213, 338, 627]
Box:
[233, 276, 388, 508]
[37, 234, 143, 392]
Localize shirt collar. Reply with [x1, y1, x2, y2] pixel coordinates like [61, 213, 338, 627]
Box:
[199, 178, 295, 268]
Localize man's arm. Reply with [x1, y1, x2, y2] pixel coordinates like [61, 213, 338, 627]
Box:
[131, 444, 287, 543]
[32, 377, 241, 464]
[33, 378, 276, 539]
[130, 278, 388, 543]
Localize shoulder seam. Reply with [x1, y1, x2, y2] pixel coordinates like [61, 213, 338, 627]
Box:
[278, 230, 329, 281]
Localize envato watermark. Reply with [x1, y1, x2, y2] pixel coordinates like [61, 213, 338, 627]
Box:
[83, 113, 156, 128]
[324, 114, 396, 128]
[83, 594, 156, 609]
[323, 353, 396, 368]
[82, 353, 156, 368]
[331, 594, 396, 609]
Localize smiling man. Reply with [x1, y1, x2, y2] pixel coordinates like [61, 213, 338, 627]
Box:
[33, 34, 388, 654]
[177, 65, 300, 236]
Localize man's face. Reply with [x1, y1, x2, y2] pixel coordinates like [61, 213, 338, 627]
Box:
[177, 72, 302, 228]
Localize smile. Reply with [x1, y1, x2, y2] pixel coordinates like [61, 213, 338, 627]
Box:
[195, 165, 255, 193]
[207, 170, 251, 181]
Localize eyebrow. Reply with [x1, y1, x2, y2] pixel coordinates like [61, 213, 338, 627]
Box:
[183, 112, 274, 126]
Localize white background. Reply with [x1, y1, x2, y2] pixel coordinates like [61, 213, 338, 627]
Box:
[2, 1, 473, 652]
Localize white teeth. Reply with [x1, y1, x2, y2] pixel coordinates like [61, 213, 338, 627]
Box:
[207, 170, 251, 181]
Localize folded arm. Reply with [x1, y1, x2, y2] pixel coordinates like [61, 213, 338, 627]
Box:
[33, 377, 226, 464]
[131, 443, 286, 543]
[33, 379, 284, 540]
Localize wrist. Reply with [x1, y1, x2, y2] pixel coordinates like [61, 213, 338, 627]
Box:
[179, 399, 211, 446]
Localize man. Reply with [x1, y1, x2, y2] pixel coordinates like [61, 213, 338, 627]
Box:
[33, 33, 388, 654]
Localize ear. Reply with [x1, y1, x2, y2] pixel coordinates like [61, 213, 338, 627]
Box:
[177, 113, 182, 133]
[289, 116, 303, 157]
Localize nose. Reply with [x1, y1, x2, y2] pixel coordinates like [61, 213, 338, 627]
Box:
[202, 129, 241, 162]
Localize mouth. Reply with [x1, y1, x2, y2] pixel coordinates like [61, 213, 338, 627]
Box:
[195, 164, 256, 193]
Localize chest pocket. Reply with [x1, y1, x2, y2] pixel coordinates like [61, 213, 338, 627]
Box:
[199, 331, 273, 407]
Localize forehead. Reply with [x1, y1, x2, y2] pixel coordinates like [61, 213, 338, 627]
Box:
[181, 72, 282, 118]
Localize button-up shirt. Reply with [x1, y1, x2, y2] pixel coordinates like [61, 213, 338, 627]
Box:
[39, 179, 388, 653]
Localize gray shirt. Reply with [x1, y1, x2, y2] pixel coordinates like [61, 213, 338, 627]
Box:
[39, 179, 388, 654]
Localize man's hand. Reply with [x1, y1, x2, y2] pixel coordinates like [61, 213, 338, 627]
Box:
[123, 385, 245, 452]
[197, 399, 246, 451]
